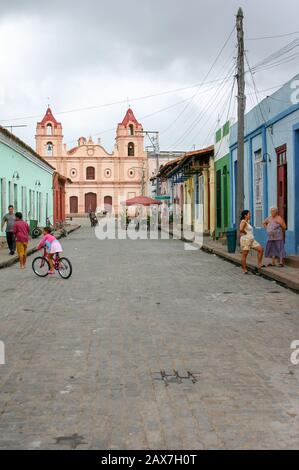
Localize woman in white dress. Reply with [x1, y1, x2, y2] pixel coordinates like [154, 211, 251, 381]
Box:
[239, 210, 264, 274]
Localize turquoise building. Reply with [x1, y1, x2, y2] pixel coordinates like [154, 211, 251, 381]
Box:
[0, 126, 54, 235]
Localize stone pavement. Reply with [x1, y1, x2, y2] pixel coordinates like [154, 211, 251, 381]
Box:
[0, 223, 299, 450]
[0, 224, 81, 269]
[164, 225, 299, 292]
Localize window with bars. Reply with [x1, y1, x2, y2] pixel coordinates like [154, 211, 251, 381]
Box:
[21, 186, 27, 219]
[254, 149, 263, 227]
[86, 166, 95, 180]
[0, 178, 7, 222]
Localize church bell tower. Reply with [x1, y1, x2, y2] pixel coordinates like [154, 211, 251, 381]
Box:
[115, 108, 145, 158]
[35, 107, 64, 166]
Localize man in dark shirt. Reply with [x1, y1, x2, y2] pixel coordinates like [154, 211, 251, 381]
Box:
[1, 205, 16, 255]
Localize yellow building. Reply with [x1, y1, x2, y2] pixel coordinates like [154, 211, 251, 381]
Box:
[157, 146, 215, 236]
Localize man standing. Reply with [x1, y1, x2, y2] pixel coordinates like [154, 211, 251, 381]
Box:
[13, 212, 30, 269]
[1, 205, 16, 255]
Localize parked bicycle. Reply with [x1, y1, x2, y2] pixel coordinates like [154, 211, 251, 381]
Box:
[32, 248, 73, 279]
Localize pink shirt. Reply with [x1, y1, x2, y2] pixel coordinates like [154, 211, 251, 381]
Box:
[13, 220, 30, 243]
[36, 233, 56, 250]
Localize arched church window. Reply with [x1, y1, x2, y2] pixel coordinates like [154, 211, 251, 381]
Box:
[46, 142, 53, 156]
[128, 124, 134, 136]
[46, 123, 53, 135]
[86, 166, 95, 180]
[128, 142, 135, 156]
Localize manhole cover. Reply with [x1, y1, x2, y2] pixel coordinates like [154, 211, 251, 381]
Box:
[152, 370, 200, 387]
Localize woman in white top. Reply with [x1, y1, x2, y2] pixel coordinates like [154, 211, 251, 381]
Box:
[240, 210, 264, 274]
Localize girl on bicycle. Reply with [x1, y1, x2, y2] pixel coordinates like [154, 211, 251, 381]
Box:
[36, 227, 63, 274]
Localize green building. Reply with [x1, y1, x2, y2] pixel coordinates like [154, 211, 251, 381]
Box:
[214, 120, 231, 239]
[0, 126, 54, 236]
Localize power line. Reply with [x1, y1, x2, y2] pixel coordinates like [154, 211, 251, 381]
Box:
[160, 25, 236, 136]
[204, 76, 237, 152]
[168, 60, 236, 149]
[2, 35, 295, 126]
[185, 73, 234, 149]
[247, 30, 299, 40]
[245, 52, 278, 156]
[251, 38, 299, 71]
[64, 96, 194, 145]
[0, 75, 237, 124]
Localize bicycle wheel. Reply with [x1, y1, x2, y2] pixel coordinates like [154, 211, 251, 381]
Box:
[57, 257, 73, 279]
[32, 257, 50, 277]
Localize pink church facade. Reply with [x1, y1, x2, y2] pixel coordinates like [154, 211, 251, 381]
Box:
[36, 107, 147, 216]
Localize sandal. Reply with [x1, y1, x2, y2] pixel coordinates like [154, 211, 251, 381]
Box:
[256, 265, 266, 271]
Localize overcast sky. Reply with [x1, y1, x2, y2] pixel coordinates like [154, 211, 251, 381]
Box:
[0, 0, 298, 152]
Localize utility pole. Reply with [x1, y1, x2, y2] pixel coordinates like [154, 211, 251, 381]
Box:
[137, 130, 159, 196]
[236, 7, 245, 233]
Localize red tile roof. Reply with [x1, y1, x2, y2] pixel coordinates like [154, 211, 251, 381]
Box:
[120, 108, 141, 127]
[38, 107, 61, 128]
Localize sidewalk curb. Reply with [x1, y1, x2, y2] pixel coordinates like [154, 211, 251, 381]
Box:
[0, 225, 81, 270]
[201, 244, 299, 293]
[161, 227, 299, 293]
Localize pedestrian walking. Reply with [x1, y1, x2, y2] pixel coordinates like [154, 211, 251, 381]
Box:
[240, 210, 264, 274]
[1, 205, 16, 255]
[12, 212, 30, 269]
[263, 207, 286, 267]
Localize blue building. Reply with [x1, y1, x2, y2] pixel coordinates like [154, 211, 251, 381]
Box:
[230, 74, 299, 255]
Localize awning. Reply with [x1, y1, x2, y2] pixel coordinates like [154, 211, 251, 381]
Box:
[122, 196, 162, 206]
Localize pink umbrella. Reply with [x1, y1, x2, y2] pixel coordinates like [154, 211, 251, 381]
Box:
[123, 196, 162, 206]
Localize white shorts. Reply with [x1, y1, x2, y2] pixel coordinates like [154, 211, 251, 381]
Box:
[48, 240, 63, 254]
[240, 236, 260, 251]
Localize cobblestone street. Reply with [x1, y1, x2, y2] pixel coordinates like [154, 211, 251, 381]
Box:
[0, 224, 299, 450]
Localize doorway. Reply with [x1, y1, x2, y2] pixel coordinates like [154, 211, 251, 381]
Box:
[104, 195, 113, 213]
[85, 193, 97, 213]
[276, 145, 287, 225]
[70, 196, 78, 214]
[216, 169, 222, 229]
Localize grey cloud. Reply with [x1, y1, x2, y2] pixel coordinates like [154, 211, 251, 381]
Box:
[0, 0, 298, 151]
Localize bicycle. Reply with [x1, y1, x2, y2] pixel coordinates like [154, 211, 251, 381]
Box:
[32, 248, 73, 279]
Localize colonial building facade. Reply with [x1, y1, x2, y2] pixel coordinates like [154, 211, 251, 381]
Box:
[0, 125, 54, 236]
[36, 107, 147, 215]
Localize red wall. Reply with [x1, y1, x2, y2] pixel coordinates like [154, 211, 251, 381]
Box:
[53, 174, 66, 225]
